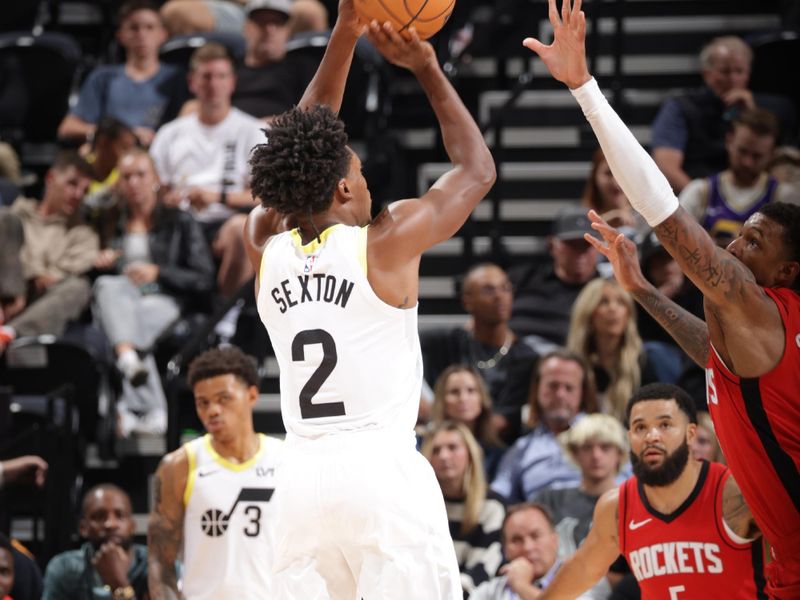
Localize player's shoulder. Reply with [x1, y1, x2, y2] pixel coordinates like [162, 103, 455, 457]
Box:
[260, 434, 285, 453]
[595, 486, 621, 522]
[159, 444, 190, 474]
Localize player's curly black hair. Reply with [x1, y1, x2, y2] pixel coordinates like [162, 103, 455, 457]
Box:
[758, 202, 800, 290]
[249, 105, 351, 215]
[187, 346, 259, 389]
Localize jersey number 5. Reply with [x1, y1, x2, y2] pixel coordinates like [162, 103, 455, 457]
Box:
[292, 329, 346, 419]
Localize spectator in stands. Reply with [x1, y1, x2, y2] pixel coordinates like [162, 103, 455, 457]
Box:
[769, 145, 800, 186]
[566, 278, 659, 421]
[151, 42, 262, 308]
[509, 209, 600, 348]
[535, 414, 628, 599]
[232, 0, 317, 120]
[43, 484, 148, 600]
[427, 365, 506, 480]
[92, 148, 215, 437]
[651, 35, 796, 193]
[0, 143, 23, 207]
[85, 118, 140, 203]
[680, 108, 799, 247]
[491, 350, 597, 504]
[469, 503, 595, 600]
[0, 534, 13, 600]
[289, 0, 329, 36]
[0, 457, 47, 600]
[581, 148, 646, 240]
[0, 153, 98, 353]
[421, 263, 540, 440]
[691, 411, 724, 463]
[58, 0, 185, 148]
[422, 421, 506, 597]
[161, 0, 246, 36]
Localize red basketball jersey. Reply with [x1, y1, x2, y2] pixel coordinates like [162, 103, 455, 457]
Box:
[706, 287, 800, 597]
[618, 461, 765, 599]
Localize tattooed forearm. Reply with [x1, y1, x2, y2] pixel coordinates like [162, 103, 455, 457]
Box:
[148, 465, 185, 600]
[723, 479, 760, 541]
[148, 510, 183, 599]
[632, 285, 709, 367]
[654, 208, 756, 303]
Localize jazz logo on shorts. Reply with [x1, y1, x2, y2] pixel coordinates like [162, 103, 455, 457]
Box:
[200, 487, 274, 537]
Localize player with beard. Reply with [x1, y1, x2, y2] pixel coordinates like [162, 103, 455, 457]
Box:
[43, 484, 149, 599]
[535, 383, 765, 599]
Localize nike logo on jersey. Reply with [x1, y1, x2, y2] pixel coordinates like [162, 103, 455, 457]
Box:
[629, 518, 652, 530]
[198, 469, 219, 478]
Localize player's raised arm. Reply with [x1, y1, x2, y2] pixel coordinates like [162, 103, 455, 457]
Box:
[365, 22, 495, 263]
[539, 489, 622, 599]
[524, 0, 786, 375]
[297, 0, 365, 113]
[148, 450, 188, 600]
[585, 211, 710, 367]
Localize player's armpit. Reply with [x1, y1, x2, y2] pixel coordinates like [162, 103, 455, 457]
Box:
[147, 451, 187, 600]
[722, 474, 760, 542]
[539, 489, 621, 599]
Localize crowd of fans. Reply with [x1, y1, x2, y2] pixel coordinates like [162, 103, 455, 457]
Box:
[0, 0, 798, 598]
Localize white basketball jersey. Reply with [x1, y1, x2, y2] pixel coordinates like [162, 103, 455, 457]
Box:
[256, 224, 422, 439]
[181, 434, 282, 599]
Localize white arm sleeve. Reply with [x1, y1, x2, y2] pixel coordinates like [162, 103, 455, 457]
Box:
[570, 78, 679, 227]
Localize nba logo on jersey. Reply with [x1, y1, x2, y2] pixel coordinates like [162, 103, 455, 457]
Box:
[304, 255, 317, 273]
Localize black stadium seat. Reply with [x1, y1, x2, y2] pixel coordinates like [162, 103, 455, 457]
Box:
[0, 31, 81, 146]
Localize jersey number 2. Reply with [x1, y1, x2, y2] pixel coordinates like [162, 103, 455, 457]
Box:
[292, 329, 345, 419]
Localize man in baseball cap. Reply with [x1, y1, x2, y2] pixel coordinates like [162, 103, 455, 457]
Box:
[509, 207, 601, 347]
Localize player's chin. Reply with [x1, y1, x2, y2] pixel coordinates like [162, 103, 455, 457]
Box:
[204, 419, 225, 434]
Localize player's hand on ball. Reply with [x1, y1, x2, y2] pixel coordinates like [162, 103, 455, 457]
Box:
[367, 21, 434, 73]
[522, 0, 591, 90]
[337, 0, 366, 37]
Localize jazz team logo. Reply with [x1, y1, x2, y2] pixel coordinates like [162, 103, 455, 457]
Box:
[200, 487, 274, 538]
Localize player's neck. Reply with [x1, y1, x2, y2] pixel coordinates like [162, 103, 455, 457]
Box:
[210, 430, 260, 463]
[642, 458, 702, 515]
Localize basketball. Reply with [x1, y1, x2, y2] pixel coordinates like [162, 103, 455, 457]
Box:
[354, 0, 456, 40]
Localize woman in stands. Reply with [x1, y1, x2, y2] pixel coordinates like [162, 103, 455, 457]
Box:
[428, 365, 506, 479]
[422, 421, 506, 598]
[581, 148, 647, 240]
[91, 147, 215, 436]
[566, 278, 658, 421]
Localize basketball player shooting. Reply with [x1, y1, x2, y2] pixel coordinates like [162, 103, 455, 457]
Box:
[243, 0, 496, 598]
[523, 0, 800, 596]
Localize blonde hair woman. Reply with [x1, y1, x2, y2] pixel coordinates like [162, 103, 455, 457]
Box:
[431, 365, 505, 479]
[422, 421, 506, 597]
[566, 278, 656, 421]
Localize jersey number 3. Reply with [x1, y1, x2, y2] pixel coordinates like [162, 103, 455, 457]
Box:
[292, 329, 346, 419]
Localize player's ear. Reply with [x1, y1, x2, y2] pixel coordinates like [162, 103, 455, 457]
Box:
[247, 385, 258, 406]
[334, 178, 352, 203]
[776, 259, 800, 288]
[686, 422, 698, 446]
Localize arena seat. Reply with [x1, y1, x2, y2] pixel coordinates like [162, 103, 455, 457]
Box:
[0, 31, 81, 146]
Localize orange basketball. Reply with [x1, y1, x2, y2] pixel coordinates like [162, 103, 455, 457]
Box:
[354, 0, 456, 40]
